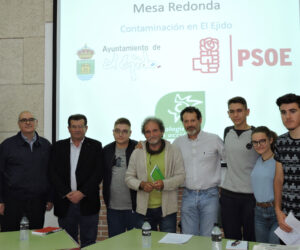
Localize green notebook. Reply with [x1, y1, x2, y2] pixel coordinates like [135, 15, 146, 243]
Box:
[150, 164, 165, 181]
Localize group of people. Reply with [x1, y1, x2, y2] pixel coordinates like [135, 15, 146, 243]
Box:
[0, 93, 299, 248]
[0, 113, 102, 247]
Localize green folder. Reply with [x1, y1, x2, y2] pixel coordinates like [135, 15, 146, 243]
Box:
[150, 165, 165, 181]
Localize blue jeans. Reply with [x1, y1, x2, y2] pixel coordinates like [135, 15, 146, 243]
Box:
[136, 207, 177, 233]
[58, 203, 99, 248]
[181, 187, 219, 236]
[255, 206, 280, 244]
[107, 208, 137, 237]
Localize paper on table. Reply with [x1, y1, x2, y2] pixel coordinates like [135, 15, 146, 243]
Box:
[253, 243, 300, 250]
[274, 212, 300, 245]
[158, 233, 193, 244]
[226, 240, 248, 250]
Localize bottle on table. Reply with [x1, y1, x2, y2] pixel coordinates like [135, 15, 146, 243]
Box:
[142, 221, 151, 248]
[20, 216, 29, 241]
[211, 223, 222, 250]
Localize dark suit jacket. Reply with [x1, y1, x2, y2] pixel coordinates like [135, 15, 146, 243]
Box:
[50, 137, 103, 217]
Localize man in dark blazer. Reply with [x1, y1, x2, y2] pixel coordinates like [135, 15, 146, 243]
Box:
[50, 114, 103, 248]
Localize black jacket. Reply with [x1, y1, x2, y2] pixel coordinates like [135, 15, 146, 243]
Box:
[50, 137, 103, 217]
[102, 139, 137, 211]
[0, 132, 51, 202]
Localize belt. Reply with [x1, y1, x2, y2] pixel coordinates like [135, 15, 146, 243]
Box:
[185, 187, 217, 193]
[256, 201, 274, 208]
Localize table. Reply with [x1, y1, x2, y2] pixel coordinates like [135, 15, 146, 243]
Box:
[0, 229, 79, 250]
[85, 228, 257, 250]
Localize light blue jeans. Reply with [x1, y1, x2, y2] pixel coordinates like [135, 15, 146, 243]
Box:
[181, 187, 219, 236]
[255, 205, 280, 244]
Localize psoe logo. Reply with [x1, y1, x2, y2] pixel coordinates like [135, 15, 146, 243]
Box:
[76, 44, 95, 81]
[192, 37, 219, 73]
[155, 91, 205, 141]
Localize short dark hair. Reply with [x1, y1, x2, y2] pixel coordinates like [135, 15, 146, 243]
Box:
[114, 117, 131, 127]
[68, 114, 87, 127]
[141, 117, 165, 134]
[252, 126, 277, 152]
[276, 93, 300, 108]
[228, 96, 248, 109]
[180, 106, 202, 122]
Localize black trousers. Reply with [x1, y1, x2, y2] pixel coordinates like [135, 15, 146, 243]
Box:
[1, 196, 46, 232]
[220, 189, 256, 241]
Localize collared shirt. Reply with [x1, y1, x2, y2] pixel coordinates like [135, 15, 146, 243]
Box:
[70, 138, 84, 191]
[21, 132, 37, 151]
[173, 130, 224, 190]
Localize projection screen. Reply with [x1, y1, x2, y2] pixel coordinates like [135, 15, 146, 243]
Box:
[55, 0, 300, 145]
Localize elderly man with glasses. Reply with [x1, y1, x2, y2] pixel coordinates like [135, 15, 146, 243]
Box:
[0, 111, 52, 231]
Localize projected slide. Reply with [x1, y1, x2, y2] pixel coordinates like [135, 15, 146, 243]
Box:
[56, 0, 300, 144]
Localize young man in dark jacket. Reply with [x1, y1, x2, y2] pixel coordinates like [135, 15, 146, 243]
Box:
[102, 118, 137, 237]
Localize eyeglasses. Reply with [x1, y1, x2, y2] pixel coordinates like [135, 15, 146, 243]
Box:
[113, 129, 130, 135]
[251, 139, 267, 147]
[19, 118, 36, 123]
